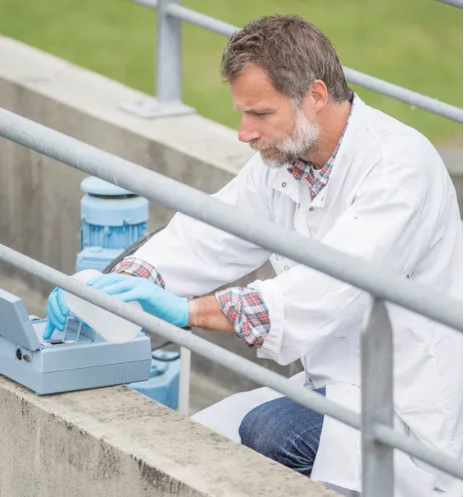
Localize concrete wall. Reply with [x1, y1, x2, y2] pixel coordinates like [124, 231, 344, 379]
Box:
[0, 376, 337, 497]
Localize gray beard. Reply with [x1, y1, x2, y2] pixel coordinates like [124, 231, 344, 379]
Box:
[254, 113, 320, 168]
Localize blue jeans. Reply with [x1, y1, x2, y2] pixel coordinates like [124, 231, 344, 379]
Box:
[239, 387, 326, 477]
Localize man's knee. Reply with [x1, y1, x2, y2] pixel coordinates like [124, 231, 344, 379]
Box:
[239, 389, 326, 475]
[239, 398, 281, 458]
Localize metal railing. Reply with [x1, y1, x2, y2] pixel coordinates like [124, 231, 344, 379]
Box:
[0, 107, 462, 496]
[437, 0, 463, 8]
[122, 0, 463, 123]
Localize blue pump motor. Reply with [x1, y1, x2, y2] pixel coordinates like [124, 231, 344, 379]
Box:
[75, 177, 180, 410]
[76, 176, 149, 272]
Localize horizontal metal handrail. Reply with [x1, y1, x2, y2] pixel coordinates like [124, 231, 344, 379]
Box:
[130, 0, 463, 123]
[437, 0, 463, 7]
[0, 107, 461, 332]
[372, 424, 462, 478]
[0, 243, 461, 479]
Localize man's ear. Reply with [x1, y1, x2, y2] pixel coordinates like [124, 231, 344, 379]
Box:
[302, 80, 329, 114]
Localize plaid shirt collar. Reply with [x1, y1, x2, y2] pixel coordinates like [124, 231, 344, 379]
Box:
[287, 105, 352, 200]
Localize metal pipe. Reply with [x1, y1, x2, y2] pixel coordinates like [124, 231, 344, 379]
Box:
[361, 300, 394, 496]
[343, 67, 462, 122]
[373, 424, 463, 479]
[0, 243, 462, 479]
[166, 3, 237, 37]
[131, 0, 159, 8]
[437, 0, 463, 8]
[128, 0, 463, 122]
[0, 107, 461, 332]
[178, 340, 191, 415]
[155, 0, 183, 103]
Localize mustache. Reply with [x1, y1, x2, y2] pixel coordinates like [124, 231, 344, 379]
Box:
[249, 140, 278, 151]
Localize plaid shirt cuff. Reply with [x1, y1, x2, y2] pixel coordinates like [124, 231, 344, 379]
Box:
[110, 256, 165, 288]
[215, 287, 270, 347]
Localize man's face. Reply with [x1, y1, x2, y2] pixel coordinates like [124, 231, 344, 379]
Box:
[230, 64, 320, 167]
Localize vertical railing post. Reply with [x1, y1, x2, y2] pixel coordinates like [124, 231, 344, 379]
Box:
[178, 337, 191, 415]
[156, 0, 182, 104]
[361, 298, 394, 496]
[120, 0, 194, 118]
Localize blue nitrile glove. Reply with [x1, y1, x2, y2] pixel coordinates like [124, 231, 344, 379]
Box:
[43, 287, 69, 340]
[87, 273, 189, 328]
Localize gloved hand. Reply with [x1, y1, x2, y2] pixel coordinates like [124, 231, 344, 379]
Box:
[43, 287, 69, 340]
[87, 273, 189, 328]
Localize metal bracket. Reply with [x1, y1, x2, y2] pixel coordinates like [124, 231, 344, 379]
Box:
[119, 97, 195, 119]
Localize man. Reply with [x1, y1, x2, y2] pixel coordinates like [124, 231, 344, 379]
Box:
[45, 15, 462, 497]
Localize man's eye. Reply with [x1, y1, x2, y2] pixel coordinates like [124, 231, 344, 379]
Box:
[245, 110, 271, 117]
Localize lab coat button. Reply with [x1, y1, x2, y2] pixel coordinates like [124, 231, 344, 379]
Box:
[282, 182, 287, 188]
[284, 265, 289, 271]
[309, 207, 315, 212]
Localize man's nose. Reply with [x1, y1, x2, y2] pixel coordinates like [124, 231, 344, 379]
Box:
[238, 117, 261, 143]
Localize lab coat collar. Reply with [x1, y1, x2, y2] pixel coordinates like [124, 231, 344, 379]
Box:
[332, 93, 366, 162]
[272, 167, 300, 203]
[322, 94, 367, 200]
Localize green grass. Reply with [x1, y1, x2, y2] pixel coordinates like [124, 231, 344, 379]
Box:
[0, 0, 462, 144]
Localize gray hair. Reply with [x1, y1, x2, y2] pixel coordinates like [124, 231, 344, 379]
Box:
[221, 15, 352, 104]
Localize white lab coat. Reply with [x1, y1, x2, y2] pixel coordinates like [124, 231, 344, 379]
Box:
[134, 95, 463, 496]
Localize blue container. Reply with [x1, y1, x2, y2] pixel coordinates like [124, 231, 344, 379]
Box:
[128, 350, 180, 409]
[76, 177, 148, 272]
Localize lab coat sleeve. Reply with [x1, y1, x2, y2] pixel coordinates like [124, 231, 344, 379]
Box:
[252, 159, 435, 365]
[132, 154, 273, 298]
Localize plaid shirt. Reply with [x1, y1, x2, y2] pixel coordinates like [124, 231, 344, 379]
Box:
[111, 257, 165, 288]
[287, 106, 351, 201]
[111, 109, 351, 347]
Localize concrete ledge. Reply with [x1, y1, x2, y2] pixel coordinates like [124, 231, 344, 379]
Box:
[0, 376, 337, 497]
